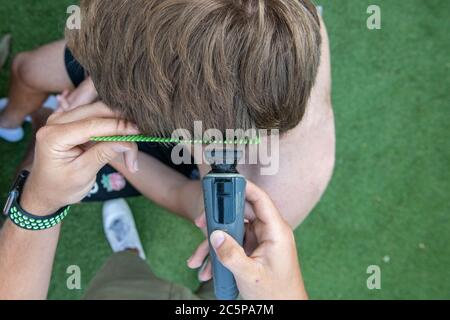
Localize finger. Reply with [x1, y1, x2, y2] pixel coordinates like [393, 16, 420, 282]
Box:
[61, 89, 70, 98]
[210, 230, 254, 278]
[69, 91, 98, 110]
[243, 222, 258, 255]
[199, 259, 212, 282]
[65, 93, 91, 112]
[122, 141, 139, 173]
[194, 214, 207, 229]
[244, 203, 256, 222]
[57, 90, 70, 108]
[54, 106, 64, 114]
[45, 117, 139, 148]
[64, 95, 81, 111]
[187, 240, 210, 269]
[245, 181, 283, 225]
[48, 101, 123, 125]
[57, 94, 70, 111]
[80, 141, 138, 177]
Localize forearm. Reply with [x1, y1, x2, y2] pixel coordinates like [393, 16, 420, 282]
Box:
[0, 180, 63, 300]
[0, 102, 143, 299]
[111, 152, 203, 221]
[0, 221, 60, 300]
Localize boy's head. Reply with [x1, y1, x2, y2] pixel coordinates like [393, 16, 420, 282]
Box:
[66, 0, 321, 136]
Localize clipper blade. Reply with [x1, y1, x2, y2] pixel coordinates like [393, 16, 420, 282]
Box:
[205, 149, 243, 173]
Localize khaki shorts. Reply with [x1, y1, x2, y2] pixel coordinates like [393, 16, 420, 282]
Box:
[83, 251, 215, 300]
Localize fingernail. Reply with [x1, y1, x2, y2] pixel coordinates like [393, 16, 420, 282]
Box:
[134, 160, 139, 172]
[113, 145, 131, 153]
[198, 257, 210, 282]
[187, 257, 195, 268]
[194, 216, 202, 228]
[210, 231, 225, 249]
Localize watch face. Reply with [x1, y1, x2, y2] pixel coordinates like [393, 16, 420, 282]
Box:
[2, 191, 16, 216]
[4, 171, 29, 217]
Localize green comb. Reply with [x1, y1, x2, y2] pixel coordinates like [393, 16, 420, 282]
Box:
[90, 135, 261, 145]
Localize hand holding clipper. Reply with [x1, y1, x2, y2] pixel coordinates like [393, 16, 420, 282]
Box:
[202, 149, 246, 300]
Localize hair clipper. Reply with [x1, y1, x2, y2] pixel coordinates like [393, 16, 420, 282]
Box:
[202, 149, 246, 300]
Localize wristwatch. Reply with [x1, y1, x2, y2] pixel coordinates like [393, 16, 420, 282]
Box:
[2, 170, 70, 231]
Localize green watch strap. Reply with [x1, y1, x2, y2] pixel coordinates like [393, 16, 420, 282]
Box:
[7, 204, 70, 231]
[3, 170, 71, 231]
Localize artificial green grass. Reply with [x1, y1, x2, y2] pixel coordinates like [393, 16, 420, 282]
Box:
[0, 0, 449, 299]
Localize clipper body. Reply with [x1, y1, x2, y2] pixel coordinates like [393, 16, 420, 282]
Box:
[202, 150, 246, 300]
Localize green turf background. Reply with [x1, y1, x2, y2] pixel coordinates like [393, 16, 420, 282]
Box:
[0, 0, 449, 299]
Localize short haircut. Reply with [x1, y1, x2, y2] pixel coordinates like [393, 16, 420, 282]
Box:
[66, 0, 321, 136]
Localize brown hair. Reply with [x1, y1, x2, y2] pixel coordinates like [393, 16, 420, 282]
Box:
[66, 0, 321, 136]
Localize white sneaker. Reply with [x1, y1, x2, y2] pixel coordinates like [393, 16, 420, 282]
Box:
[102, 199, 146, 260]
[42, 95, 59, 110]
[0, 95, 59, 123]
[0, 126, 24, 142]
[0, 98, 23, 142]
[0, 127, 25, 142]
[0, 95, 60, 142]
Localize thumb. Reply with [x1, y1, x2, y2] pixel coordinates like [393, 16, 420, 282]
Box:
[81, 141, 138, 176]
[210, 230, 255, 278]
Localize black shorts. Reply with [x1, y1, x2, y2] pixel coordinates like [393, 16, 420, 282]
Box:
[64, 47, 199, 202]
[64, 47, 86, 87]
[83, 143, 199, 202]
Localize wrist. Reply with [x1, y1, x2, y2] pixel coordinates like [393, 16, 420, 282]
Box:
[20, 176, 60, 217]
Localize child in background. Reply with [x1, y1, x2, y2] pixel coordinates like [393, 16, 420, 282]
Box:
[4, 0, 335, 281]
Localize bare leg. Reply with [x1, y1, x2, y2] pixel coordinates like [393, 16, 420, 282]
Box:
[0, 40, 74, 129]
